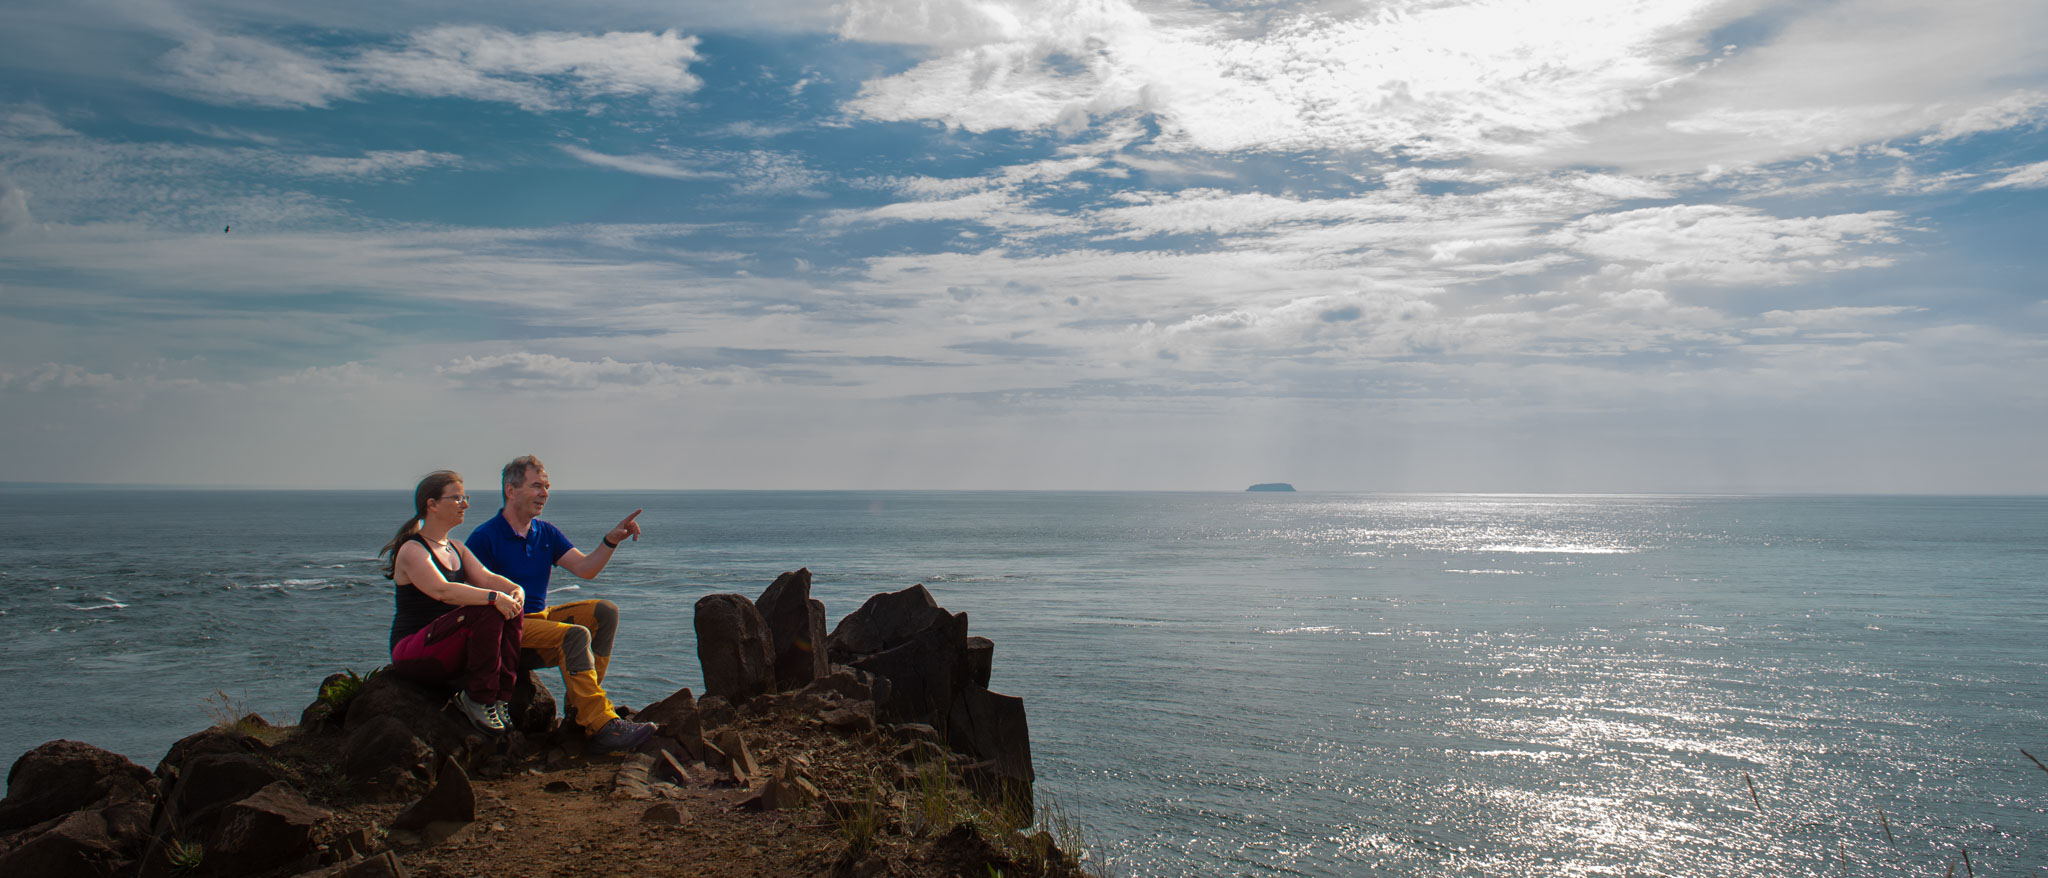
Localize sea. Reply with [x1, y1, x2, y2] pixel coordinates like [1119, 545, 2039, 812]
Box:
[1, 489, 2042, 877]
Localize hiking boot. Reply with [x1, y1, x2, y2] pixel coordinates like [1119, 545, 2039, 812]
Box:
[456, 691, 506, 734]
[489, 701, 515, 731]
[586, 717, 656, 754]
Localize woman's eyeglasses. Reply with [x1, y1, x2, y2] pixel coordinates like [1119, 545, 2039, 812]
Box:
[437, 494, 471, 504]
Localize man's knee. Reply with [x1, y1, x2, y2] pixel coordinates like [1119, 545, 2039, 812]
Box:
[589, 600, 619, 656]
[560, 624, 595, 674]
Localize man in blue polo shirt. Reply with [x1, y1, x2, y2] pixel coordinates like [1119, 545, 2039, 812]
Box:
[466, 455, 656, 753]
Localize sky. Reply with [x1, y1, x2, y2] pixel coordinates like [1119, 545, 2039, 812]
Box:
[1, 0, 2044, 492]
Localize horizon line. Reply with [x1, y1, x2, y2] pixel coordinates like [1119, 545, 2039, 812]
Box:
[1, 482, 2043, 499]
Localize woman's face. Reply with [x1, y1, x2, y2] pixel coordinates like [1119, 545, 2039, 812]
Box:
[426, 481, 470, 526]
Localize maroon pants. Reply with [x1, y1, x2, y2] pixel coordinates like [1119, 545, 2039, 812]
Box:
[390, 605, 522, 704]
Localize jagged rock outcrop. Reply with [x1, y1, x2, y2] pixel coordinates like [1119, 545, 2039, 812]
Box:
[0, 740, 153, 832]
[825, 584, 956, 663]
[826, 584, 1036, 808]
[390, 759, 473, 832]
[693, 575, 1038, 811]
[0, 741, 155, 877]
[204, 781, 331, 875]
[0, 799, 154, 878]
[694, 594, 777, 701]
[756, 568, 830, 691]
[3, 567, 1057, 878]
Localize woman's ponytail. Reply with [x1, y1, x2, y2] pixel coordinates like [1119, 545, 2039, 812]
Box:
[380, 470, 461, 579]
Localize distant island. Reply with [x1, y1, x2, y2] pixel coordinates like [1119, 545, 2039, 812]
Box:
[1246, 483, 1296, 492]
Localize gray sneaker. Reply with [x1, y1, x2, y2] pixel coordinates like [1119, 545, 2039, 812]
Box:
[455, 691, 506, 734]
[586, 717, 656, 754]
[489, 701, 515, 731]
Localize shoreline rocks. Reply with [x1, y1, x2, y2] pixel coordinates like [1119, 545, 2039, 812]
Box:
[1, 571, 1061, 877]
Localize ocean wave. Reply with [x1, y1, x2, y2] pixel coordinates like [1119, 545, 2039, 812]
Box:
[69, 601, 128, 611]
[1477, 544, 1640, 554]
[1445, 568, 1527, 575]
[1466, 748, 1573, 761]
[1256, 625, 1360, 636]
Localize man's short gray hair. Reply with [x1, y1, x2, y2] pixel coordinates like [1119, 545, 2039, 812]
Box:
[501, 455, 546, 499]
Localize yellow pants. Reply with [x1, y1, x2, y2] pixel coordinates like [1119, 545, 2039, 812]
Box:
[521, 599, 620, 734]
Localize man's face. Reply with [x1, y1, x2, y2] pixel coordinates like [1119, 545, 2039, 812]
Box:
[505, 468, 550, 518]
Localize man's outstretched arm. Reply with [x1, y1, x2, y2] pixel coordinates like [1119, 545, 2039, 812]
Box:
[559, 509, 642, 580]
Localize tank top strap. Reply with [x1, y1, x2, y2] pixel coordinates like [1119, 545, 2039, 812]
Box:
[404, 533, 464, 582]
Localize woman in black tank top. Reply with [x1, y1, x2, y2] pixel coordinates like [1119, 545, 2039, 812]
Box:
[378, 470, 529, 734]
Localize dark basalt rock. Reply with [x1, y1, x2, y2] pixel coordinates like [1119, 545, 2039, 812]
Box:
[155, 728, 257, 786]
[809, 580, 1037, 811]
[295, 850, 409, 877]
[0, 740, 152, 832]
[963, 637, 994, 689]
[694, 594, 776, 702]
[342, 672, 475, 761]
[390, 759, 474, 832]
[205, 781, 331, 876]
[157, 753, 287, 841]
[506, 671, 558, 736]
[756, 568, 831, 691]
[636, 689, 707, 762]
[848, 610, 969, 726]
[801, 670, 875, 704]
[947, 686, 1035, 811]
[0, 801, 153, 878]
[340, 716, 435, 802]
[826, 584, 955, 662]
[635, 687, 697, 730]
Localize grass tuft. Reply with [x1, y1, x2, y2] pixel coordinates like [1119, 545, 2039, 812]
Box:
[829, 773, 890, 860]
[201, 690, 289, 744]
[318, 668, 375, 711]
[166, 839, 203, 876]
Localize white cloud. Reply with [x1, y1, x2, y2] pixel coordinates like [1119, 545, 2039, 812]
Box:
[437, 352, 753, 391]
[1978, 160, 2048, 191]
[1919, 90, 2048, 143]
[1554, 0, 2048, 171]
[730, 151, 830, 196]
[842, 0, 1736, 158]
[0, 132, 454, 227]
[0, 182, 31, 233]
[159, 25, 704, 111]
[0, 103, 82, 139]
[160, 31, 357, 109]
[839, 0, 2048, 173]
[1601, 289, 1670, 311]
[1761, 306, 1925, 326]
[561, 145, 724, 180]
[295, 150, 462, 179]
[352, 26, 704, 110]
[560, 145, 826, 194]
[1556, 205, 1902, 285]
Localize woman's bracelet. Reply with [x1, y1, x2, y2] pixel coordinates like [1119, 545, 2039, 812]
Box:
[602, 536, 620, 549]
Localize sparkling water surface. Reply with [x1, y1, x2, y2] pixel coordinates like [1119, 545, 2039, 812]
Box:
[1, 490, 2042, 876]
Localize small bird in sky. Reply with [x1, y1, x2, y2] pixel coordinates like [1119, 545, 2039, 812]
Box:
[224, 225, 231, 233]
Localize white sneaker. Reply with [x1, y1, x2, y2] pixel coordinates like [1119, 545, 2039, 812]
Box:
[456, 691, 507, 733]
